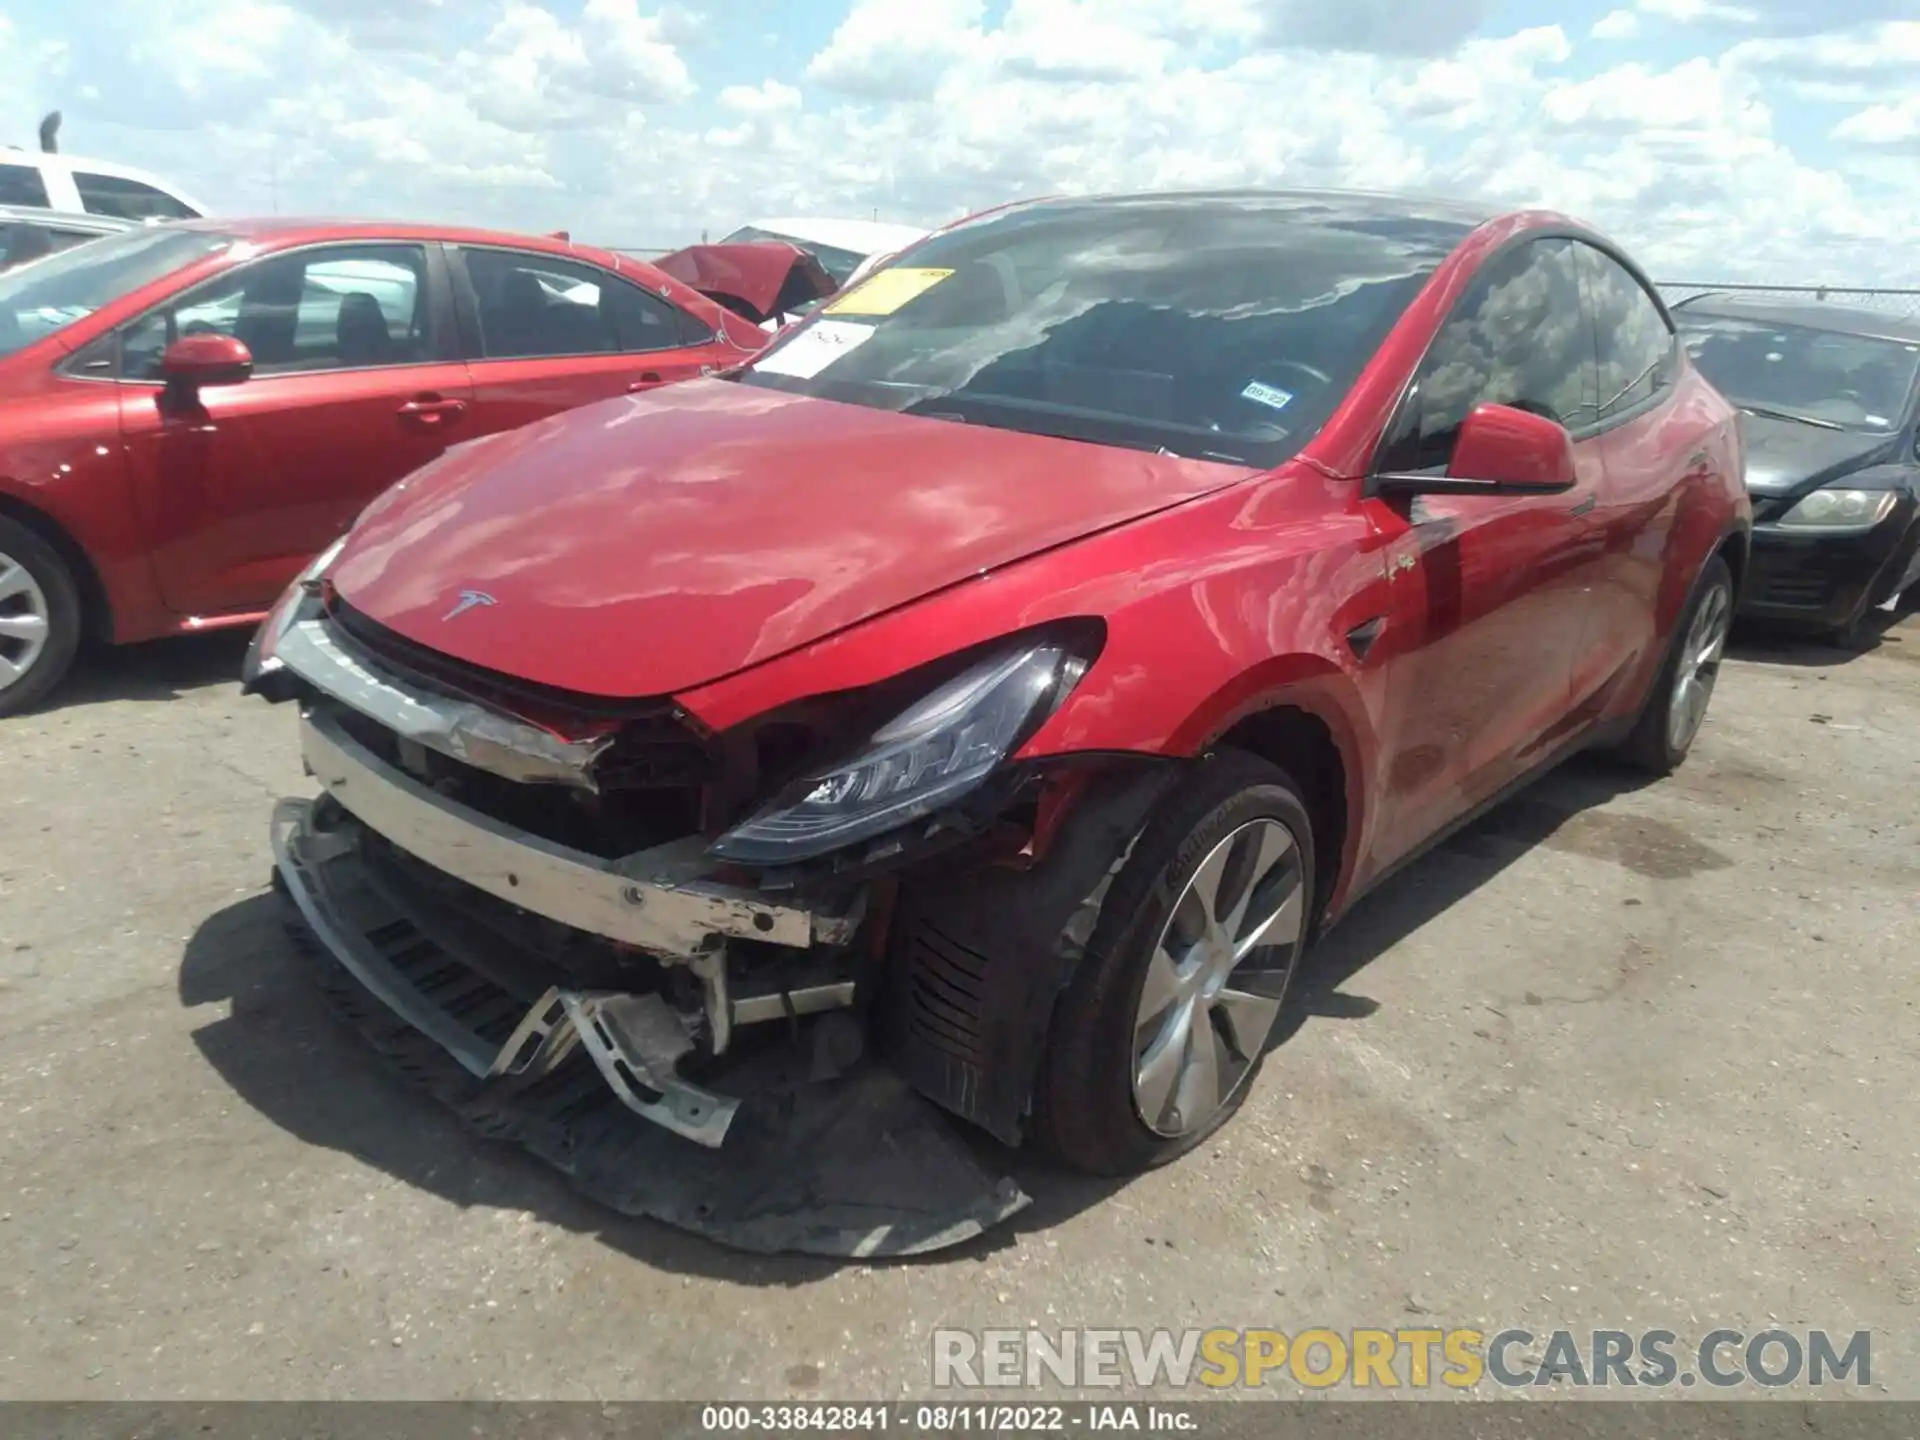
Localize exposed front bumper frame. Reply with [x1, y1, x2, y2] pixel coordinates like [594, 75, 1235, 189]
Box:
[271, 796, 743, 1146]
[297, 704, 857, 961]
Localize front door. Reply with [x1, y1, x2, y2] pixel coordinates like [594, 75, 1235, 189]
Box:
[450, 246, 723, 436]
[1363, 237, 1605, 873]
[116, 241, 472, 618]
[1566, 242, 1692, 714]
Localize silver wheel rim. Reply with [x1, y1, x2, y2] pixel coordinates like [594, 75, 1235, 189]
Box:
[0, 549, 51, 696]
[1667, 581, 1731, 753]
[1131, 817, 1305, 1138]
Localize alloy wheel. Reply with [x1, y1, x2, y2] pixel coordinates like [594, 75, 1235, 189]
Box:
[0, 549, 51, 696]
[1131, 817, 1305, 1138]
[1667, 580, 1731, 753]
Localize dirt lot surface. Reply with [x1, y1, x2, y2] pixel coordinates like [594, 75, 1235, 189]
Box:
[2, 613, 1917, 1401]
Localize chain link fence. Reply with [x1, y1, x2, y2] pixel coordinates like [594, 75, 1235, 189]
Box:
[1658, 283, 1920, 322]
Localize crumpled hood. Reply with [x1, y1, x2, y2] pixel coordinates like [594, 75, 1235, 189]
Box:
[330, 379, 1254, 699]
[1740, 412, 1904, 500]
[651, 242, 837, 324]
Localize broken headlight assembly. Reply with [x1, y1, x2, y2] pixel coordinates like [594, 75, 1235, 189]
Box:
[709, 637, 1095, 866]
[242, 534, 349, 695]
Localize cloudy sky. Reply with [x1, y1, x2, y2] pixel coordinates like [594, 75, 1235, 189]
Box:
[1, 0, 1914, 283]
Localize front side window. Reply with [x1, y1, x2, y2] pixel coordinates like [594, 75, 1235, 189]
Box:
[463, 249, 693, 359]
[0, 225, 234, 359]
[0, 162, 51, 208]
[119, 244, 431, 378]
[1579, 246, 1676, 421]
[1678, 313, 1920, 434]
[1381, 238, 1598, 473]
[740, 198, 1471, 466]
[74, 171, 200, 221]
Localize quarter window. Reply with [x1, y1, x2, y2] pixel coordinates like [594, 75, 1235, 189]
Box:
[120, 244, 431, 378]
[0, 162, 51, 208]
[73, 171, 200, 221]
[1382, 238, 1599, 473]
[462, 248, 695, 359]
[1578, 244, 1675, 421]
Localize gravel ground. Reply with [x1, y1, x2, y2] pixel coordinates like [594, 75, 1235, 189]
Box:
[1, 610, 1916, 1401]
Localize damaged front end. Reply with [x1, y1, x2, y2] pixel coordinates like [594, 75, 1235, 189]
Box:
[246, 574, 1143, 1256]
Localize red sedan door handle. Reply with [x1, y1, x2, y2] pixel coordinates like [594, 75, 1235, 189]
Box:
[397, 395, 468, 427]
[626, 372, 664, 393]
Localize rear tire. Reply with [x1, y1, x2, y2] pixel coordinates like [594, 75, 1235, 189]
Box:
[1035, 749, 1316, 1176]
[1616, 554, 1733, 775]
[0, 516, 81, 719]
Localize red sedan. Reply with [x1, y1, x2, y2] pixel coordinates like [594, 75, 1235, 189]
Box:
[0, 219, 763, 713]
[249, 191, 1749, 1254]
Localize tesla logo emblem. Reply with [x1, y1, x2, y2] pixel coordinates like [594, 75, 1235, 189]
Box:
[442, 589, 497, 622]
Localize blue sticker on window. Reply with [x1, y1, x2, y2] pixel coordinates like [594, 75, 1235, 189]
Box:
[1241, 380, 1294, 411]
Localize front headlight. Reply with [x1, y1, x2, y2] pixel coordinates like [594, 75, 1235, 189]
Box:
[1776, 489, 1901, 531]
[709, 641, 1089, 865]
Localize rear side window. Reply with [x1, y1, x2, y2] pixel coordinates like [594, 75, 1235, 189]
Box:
[462, 248, 699, 359]
[0, 162, 51, 208]
[1382, 237, 1599, 472]
[74, 171, 199, 221]
[1578, 245, 1675, 420]
[120, 244, 432, 377]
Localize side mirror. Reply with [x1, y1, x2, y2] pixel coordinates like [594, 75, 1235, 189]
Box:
[1377, 402, 1577, 497]
[160, 332, 253, 391]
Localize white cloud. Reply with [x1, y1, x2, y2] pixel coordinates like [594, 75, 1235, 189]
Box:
[3, 0, 1916, 287]
[1832, 97, 1920, 151]
[1591, 10, 1641, 41]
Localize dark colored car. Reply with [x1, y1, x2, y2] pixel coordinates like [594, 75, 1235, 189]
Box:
[1674, 294, 1920, 642]
[0, 219, 766, 714]
[247, 191, 1749, 1255]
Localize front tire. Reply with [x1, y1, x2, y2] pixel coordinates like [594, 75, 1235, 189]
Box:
[1035, 749, 1316, 1175]
[1616, 554, 1733, 775]
[0, 516, 81, 719]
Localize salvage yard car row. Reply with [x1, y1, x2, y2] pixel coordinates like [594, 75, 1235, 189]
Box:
[2, 187, 1917, 1259]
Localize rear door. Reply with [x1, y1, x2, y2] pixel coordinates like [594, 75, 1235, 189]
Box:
[1363, 237, 1605, 871]
[449, 246, 723, 436]
[116, 240, 474, 617]
[1566, 243, 1693, 711]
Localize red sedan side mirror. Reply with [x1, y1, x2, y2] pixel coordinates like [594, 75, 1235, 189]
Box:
[1377, 402, 1577, 497]
[160, 332, 253, 390]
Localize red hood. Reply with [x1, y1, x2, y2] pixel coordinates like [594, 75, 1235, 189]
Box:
[330, 379, 1254, 699]
[651, 242, 836, 323]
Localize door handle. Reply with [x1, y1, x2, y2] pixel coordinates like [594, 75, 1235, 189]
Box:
[1568, 493, 1596, 517]
[397, 396, 468, 426]
[626, 372, 665, 393]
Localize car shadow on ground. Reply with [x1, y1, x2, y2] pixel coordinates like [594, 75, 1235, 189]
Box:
[177, 754, 1663, 1284]
[32, 632, 251, 712]
[1727, 599, 1916, 670]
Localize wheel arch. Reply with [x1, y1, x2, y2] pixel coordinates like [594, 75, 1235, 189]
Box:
[1174, 655, 1376, 930]
[0, 489, 112, 642]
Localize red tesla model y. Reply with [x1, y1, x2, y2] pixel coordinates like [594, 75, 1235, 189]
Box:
[247, 191, 1749, 1255]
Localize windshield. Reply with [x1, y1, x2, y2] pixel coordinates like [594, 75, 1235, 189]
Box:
[738, 197, 1465, 466]
[720, 226, 868, 285]
[1679, 313, 1920, 433]
[0, 226, 234, 358]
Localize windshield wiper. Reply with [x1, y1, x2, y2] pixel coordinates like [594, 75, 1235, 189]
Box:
[1739, 403, 1844, 432]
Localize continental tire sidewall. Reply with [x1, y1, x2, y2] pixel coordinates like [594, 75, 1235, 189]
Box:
[1036, 749, 1316, 1176]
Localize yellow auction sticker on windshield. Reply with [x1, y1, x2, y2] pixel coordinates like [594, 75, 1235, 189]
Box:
[825, 267, 954, 316]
